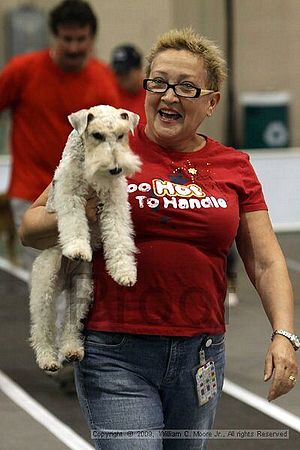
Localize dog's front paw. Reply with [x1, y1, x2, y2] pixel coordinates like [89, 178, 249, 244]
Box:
[112, 269, 137, 287]
[62, 241, 92, 262]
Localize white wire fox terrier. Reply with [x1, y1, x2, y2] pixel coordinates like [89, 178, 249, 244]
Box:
[30, 105, 142, 372]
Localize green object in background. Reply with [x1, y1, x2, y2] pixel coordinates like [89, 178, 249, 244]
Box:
[240, 92, 290, 149]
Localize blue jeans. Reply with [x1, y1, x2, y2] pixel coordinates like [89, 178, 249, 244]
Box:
[74, 331, 225, 450]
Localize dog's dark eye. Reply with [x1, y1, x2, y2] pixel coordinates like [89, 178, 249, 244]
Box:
[120, 112, 129, 120]
[92, 132, 105, 141]
[117, 134, 124, 140]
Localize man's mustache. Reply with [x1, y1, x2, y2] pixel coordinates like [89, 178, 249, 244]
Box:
[65, 52, 85, 59]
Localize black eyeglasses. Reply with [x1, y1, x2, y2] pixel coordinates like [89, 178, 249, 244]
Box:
[143, 78, 215, 98]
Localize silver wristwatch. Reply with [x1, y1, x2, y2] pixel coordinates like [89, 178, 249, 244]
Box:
[271, 329, 300, 351]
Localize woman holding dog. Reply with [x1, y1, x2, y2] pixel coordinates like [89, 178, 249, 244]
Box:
[20, 28, 298, 450]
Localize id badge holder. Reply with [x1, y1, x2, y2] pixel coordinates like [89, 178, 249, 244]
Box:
[195, 349, 218, 406]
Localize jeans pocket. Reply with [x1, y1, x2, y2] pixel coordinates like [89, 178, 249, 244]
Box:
[203, 333, 225, 364]
[210, 333, 226, 347]
[84, 330, 127, 348]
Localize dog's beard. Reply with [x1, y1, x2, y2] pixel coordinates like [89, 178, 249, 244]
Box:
[120, 152, 142, 177]
[84, 150, 111, 183]
[84, 146, 141, 183]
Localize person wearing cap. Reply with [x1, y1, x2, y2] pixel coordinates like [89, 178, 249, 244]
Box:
[111, 44, 146, 124]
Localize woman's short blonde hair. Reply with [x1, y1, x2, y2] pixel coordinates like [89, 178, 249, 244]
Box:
[146, 28, 227, 91]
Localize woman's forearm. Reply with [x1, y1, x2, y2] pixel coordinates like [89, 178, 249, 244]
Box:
[253, 259, 294, 333]
[20, 205, 58, 250]
[19, 184, 58, 250]
[236, 211, 295, 333]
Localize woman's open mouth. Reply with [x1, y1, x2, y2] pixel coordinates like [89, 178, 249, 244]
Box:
[158, 109, 182, 121]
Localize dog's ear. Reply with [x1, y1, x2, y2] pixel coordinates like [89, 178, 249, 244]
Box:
[68, 109, 92, 134]
[129, 112, 140, 135]
[119, 109, 140, 135]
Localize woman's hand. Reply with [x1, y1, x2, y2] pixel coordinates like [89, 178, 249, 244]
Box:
[85, 189, 99, 224]
[264, 336, 298, 401]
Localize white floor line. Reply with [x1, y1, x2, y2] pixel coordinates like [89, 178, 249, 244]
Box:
[1, 255, 300, 436]
[0, 370, 93, 450]
[0, 256, 30, 283]
[223, 379, 300, 432]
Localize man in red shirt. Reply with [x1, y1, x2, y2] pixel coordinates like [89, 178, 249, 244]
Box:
[110, 44, 146, 124]
[0, 0, 120, 269]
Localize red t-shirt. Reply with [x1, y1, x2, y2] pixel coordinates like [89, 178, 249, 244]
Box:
[87, 124, 267, 336]
[0, 50, 120, 201]
[117, 86, 146, 124]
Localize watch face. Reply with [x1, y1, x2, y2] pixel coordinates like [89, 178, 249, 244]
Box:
[291, 335, 300, 349]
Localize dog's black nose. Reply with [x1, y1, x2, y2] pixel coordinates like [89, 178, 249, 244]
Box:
[109, 167, 122, 175]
